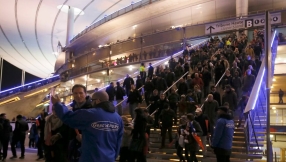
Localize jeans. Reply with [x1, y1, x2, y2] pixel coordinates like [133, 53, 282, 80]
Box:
[129, 103, 138, 119]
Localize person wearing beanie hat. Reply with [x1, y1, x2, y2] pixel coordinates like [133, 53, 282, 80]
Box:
[51, 91, 123, 162]
[212, 106, 234, 162]
[185, 113, 202, 162]
[195, 107, 210, 156]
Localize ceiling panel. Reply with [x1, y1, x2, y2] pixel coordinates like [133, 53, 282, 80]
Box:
[1, 0, 284, 80]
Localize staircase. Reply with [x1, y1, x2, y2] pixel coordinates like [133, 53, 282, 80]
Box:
[145, 111, 266, 162]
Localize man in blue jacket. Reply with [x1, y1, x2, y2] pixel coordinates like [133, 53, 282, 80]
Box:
[51, 91, 123, 162]
[212, 106, 234, 162]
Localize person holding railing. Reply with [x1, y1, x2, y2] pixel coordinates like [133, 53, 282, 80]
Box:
[241, 69, 255, 96]
[123, 74, 134, 97]
[144, 78, 154, 106]
[115, 82, 125, 116]
[202, 94, 219, 135]
[127, 84, 142, 119]
[154, 93, 169, 129]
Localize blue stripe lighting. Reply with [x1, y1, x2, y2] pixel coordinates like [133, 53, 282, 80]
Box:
[0, 75, 59, 94]
[271, 30, 277, 47]
[250, 30, 276, 110]
[251, 67, 265, 110]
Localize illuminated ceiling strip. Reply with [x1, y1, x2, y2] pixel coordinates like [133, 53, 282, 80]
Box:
[24, 89, 48, 97]
[0, 75, 58, 94]
[0, 97, 20, 106]
[36, 100, 50, 107]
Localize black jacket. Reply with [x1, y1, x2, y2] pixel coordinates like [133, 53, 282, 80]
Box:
[14, 119, 29, 136]
[115, 86, 125, 100]
[127, 89, 142, 104]
[106, 86, 116, 101]
[195, 114, 210, 136]
[0, 118, 11, 138]
[70, 96, 93, 111]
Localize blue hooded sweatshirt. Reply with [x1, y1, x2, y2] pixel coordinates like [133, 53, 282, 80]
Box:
[54, 101, 123, 162]
[212, 113, 234, 150]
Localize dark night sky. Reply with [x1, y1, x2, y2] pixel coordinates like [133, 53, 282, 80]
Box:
[1, 59, 41, 91]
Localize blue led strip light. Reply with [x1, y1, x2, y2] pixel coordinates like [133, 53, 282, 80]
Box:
[0, 75, 59, 94]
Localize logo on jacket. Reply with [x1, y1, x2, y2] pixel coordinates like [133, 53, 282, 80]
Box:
[91, 121, 119, 131]
[226, 123, 235, 128]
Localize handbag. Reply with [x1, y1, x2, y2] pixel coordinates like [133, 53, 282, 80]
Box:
[178, 135, 185, 147]
[129, 138, 145, 152]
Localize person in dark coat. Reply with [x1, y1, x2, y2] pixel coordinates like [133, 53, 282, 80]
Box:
[184, 113, 203, 162]
[123, 74, 135, 96]
[222, 85, 237, 111]
[0, 113, 11, 161]
[36, 111, 48, 160]
[177, 78, 188, 96]
[202, 66, 212, 98]
[195, 108, 210, 156]
[144, 78, 155, 106]
[210, 86, 221, 106]
[10, 115, 29, 159]
[127, 84, 142, 119]
[159, 105, 176, 149]
[116, 82, 125, 116]
[106, 82, 116, 102]
[148, 63, 154, 79]
[130, 108, 148, 162]
[66, 84, 93, 161]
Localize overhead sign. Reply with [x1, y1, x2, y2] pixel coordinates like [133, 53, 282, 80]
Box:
[205, 13, 281, 34]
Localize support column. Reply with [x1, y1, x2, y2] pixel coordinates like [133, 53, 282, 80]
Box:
[265, 11, 273, 162]
[21, 70, 25, 85]
[0, 57, 3, 91]
[66, 6, 74, 46]
[236, 0, 248, 35]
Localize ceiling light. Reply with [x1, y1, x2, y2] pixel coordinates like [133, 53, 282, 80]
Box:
[132, 25, 137, 29]
[271, 86, 274, 88]
[102, 71, 106, 75]
[96, 79, 101, 83]
[98, 45, 103, 48]
[274, 110, 276, 113]
[273, 78, 276, 81]
[57, 5, 84, 15]
[272, 107, 276, 110]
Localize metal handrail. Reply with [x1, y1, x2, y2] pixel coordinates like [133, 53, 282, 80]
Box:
[163, 72, 189, 94]
[114, 85, 144, 107]
[200, 68, 228, 109]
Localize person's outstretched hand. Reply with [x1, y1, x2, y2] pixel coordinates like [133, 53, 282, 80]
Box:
[51, 95, 60, 105]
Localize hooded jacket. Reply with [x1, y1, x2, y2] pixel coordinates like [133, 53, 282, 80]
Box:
[212, 114, 234, 150]
[54, 101, 123, 162]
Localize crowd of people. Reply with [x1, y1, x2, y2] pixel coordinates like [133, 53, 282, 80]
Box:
[0, 30, 265, 162]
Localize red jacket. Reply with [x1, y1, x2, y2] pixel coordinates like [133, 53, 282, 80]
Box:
[192, 78, 204, 90]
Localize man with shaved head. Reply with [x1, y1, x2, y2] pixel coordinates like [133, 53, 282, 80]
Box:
[202, 94, 219, 135]
[51, 91, 123, 162]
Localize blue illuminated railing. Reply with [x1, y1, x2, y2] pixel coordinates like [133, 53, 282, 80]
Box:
[243, 30, 278, 153]
[100, 39, 209, 90]
[63, 39, 209, 106]
[0, 75, 60, 99]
